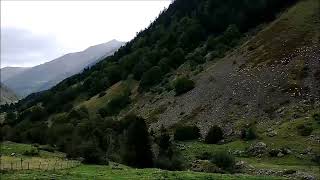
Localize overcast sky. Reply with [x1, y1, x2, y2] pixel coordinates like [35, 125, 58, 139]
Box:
[1, 1, 171, 68]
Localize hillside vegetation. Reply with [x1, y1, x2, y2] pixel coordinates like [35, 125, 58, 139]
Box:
[0, 83, 19, 105]
[1, 0, 319, 179]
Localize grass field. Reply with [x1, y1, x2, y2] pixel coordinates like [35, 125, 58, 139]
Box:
[1, 164, 284, 180]
[0, 141, 285, 180]
[0, 141, 79, 171]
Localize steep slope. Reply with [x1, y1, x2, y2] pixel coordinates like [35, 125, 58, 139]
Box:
[3, 40, 124, 97]
[130, 0, 320, 135]
[0, 67, 30, 82]
[0, 83, 19, 104]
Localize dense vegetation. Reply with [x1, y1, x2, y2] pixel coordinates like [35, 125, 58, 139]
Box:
[174, 125, 200, 141]
[205, 126, 224, 144]
[0, 0, 298, 171]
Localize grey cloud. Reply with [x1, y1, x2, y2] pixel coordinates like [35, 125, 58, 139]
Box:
[1, 27, 62, 67]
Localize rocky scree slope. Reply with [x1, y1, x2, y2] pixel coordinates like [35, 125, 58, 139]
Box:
[126, 0, 320, 136]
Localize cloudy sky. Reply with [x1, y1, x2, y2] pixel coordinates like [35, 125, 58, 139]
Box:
[1, 1, 171, 68]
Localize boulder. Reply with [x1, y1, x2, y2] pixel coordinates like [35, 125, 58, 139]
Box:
[235, 160, 249, 170]
[277, 152, 284, 157]
[191, 160, 221, 173]
[267, 130, 278, 137]
[247, 142, 267, 156]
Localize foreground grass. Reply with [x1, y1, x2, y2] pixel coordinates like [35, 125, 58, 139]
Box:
[0, 141, 78, 171]
[1, 164, 284, 180]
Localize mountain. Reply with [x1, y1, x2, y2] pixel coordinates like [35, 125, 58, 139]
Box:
[0, 83, 19, 105]
[0, 67, 30, 82]
[2, 0, 320, 178]
[2, 39, 124, 97]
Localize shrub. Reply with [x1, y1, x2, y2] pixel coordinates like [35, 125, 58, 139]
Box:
[173, 77, 195, 96]
[79, 141, 108, 165]
[196, 152, 213, 160]
[313, 113, 320, 123]
[155, 152, 185, 171]
[211, 151, 235, 172]
[174, 125, 200, 141]
[23, 149, 39, 156]
[205, 125, 223, 144]
[139, 66, 163, 91]
[133, 60, 152, 80]
[311, 154, 320, 165]
[169, 48, 185, 68]
[241, 126, 257, 140]
[297, 124, 313, 136]
[186, 51, 205, 68]
[158, 58, 171, 74]
[99, 93, 130, 117]
[5, 111, 17, 125]
[29, 106, 47, 121]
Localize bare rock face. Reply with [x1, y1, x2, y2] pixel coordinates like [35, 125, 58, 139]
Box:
[247, 142, 267, 156]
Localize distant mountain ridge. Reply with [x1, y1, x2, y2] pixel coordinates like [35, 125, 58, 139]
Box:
[1, 39, 124, 97]
[0, 67, 30, 82]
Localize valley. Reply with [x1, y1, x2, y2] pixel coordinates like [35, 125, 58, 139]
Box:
[1, 0, 319, 179]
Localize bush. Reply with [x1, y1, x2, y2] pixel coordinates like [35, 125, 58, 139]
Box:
[196, 152, 213, 160]
[169, 48, 185, 68]
[174, 125, 200, 141]
[155, 152, 185, 171]
[241, 126, 257, 140]
[173, 77, 195, 96]
[5, 111, 17, 125]
[139, 66, 163, 91]
[23, 149, 39, 156]
[210, 151, 235, 172]
[99, 93, 130, 117]
[205, 125, 223, 144]
[133, 60, 152, 80]
[313, 113, 320, 123]
[297, 124, 313, 136]
[29, 106, 47, 121]
[79, 141, 108, 165]
[312, 154, 320, 165]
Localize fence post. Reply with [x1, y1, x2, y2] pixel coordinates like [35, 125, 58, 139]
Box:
[39, 162, 41, 170]
[28, 162, 29, 170]
[21, 158, 23, 170]
[11, 162, 13, 170]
